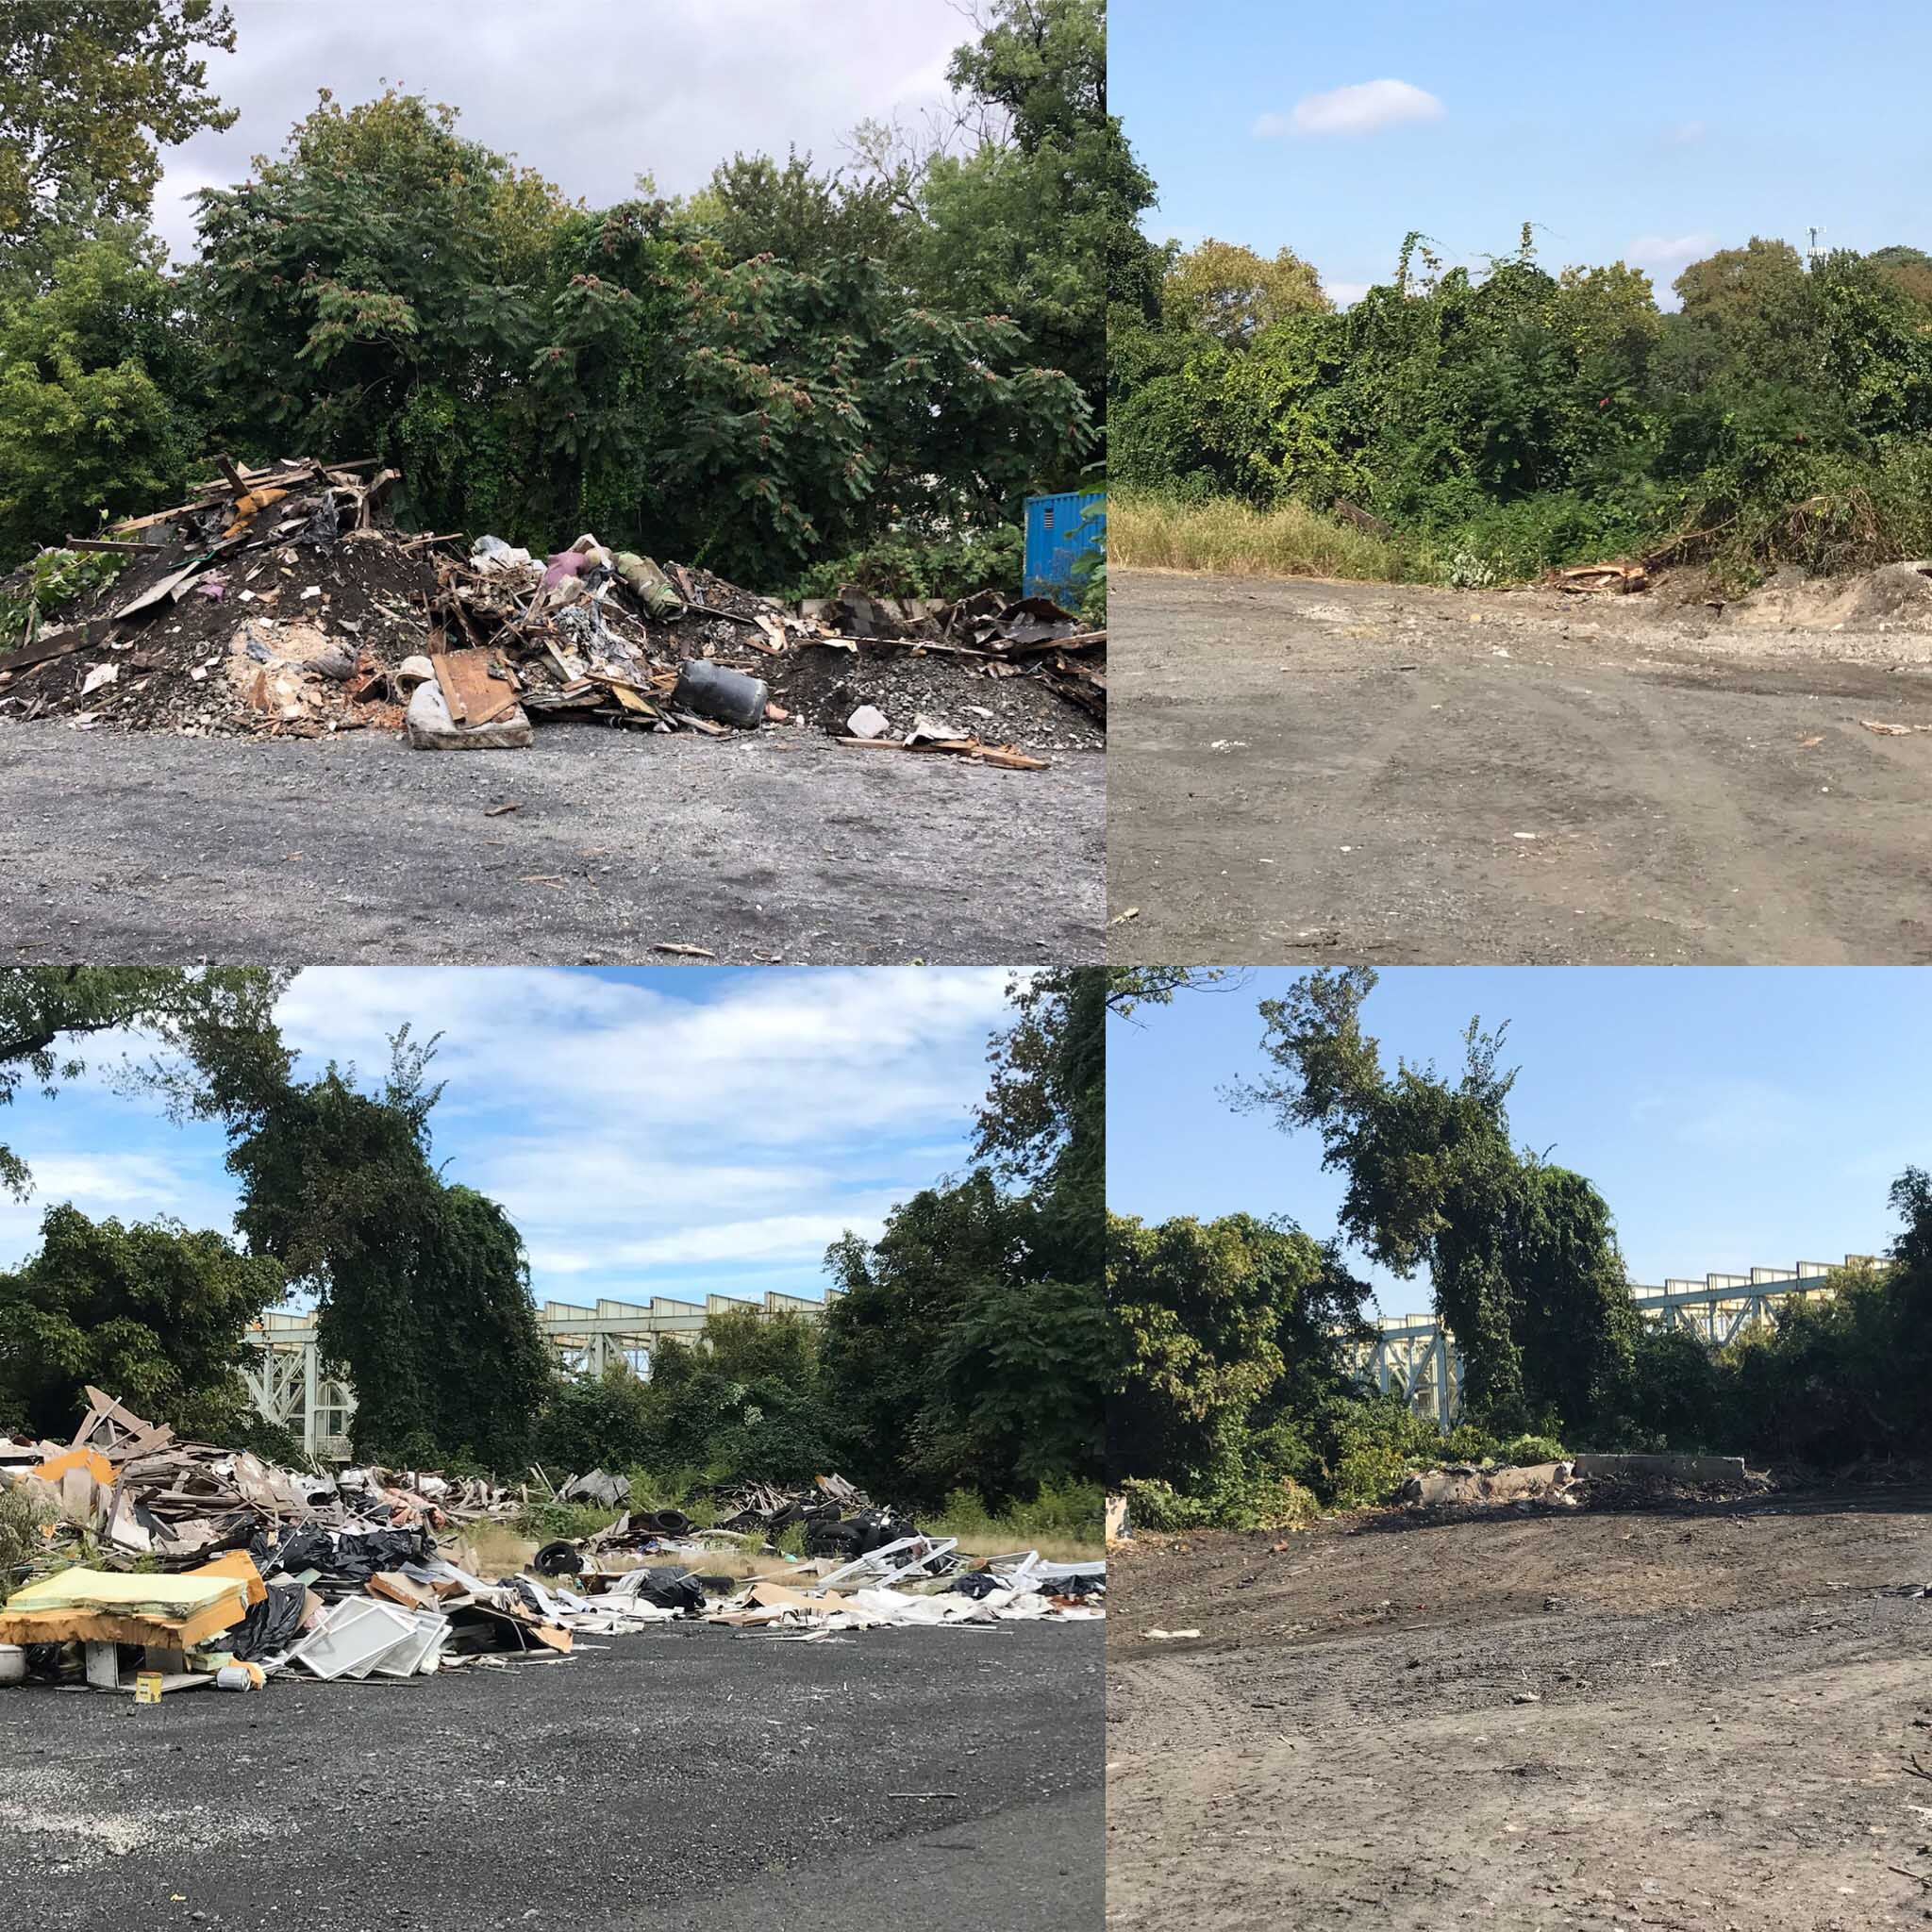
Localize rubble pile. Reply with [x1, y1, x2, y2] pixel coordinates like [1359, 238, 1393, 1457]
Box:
[1399, 1452, 1762, 1516]
[0, 459, 1106, 762]
[0, 1390, 1103, 1699]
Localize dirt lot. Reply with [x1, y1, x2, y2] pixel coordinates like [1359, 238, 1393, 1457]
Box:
[0, 1622, 1102, 1932]
[0, 723, 1104, 964]
[1109, 568, 1932, 964]
[1108, 1489, 1932, 1931]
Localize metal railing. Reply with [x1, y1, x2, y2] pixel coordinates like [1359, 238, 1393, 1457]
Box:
[1347, 1257, 1874, 1429]
[243, 1288, 838, 1460]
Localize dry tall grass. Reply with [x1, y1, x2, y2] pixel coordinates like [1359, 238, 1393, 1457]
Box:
[1108, 490, 1409, 583]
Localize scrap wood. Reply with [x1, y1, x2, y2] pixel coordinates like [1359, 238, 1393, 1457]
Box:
[834, 735, 1049, 771]
[1549, 560, 1647, 593]
[431, 649, 519, 727]
[650, 941, 717, 959]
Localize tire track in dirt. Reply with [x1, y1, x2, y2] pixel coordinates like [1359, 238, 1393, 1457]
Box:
[1110, 568, 1932, 964]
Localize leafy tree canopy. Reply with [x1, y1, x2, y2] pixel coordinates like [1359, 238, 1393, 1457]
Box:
[0, 1202, 283, 1442]
[1233, 967, 1641, 1436]
[0, 967, 291, 1199]
[0, 0, 237, 258]
[225, 1027, 548, 1471]
[1163, 239, 1329, 346]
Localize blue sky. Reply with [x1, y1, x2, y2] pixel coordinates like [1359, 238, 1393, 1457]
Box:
[0, 967, 1015, 1314]
[1113, 0, 1932, 306]
[1108, 969, 1929, 1317]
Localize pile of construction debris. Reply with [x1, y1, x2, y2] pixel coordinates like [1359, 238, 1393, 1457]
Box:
[1399, 1452, 1764, 1515]
[0, 1389, 658, 1697]
[0, 1390, 1103, 1699]
[0, 458, 1105, 763]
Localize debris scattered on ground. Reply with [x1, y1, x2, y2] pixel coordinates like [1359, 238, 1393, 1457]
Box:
[1546, 560, 1648, 594]
[0, 1392, 1102, 1699]
[1398, 1451, 1763, 1516]
[0, 462, 1104, 761]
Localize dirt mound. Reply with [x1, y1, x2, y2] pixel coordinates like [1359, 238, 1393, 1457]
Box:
[1398, 1453, 1762, 1519]
[767, 638, 1105, 752]
[1727, 559, 1932, 630]
[0, 463, 433, 737]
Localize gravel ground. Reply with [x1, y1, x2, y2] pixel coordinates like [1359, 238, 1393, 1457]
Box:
[1109, 568, 1932, 965]
[0, 1621, 1103, 1932]
[0, 723, 1104, 964]
[1107, 1488, 1932, 1931]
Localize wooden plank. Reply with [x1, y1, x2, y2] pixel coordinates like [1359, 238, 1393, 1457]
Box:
[434, 651, 520, 726]
[61, 537, 149, 554]
[431, 653, 469, 724]
[0, 620, 111, 675]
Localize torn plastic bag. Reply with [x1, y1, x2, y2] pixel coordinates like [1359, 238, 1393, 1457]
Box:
[258, 1524, 435, 1586]
[616, 1565, 704, 1613]
[227, 1579, 308, 1660]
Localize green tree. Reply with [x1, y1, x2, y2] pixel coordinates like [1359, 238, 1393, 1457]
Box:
[0, 224, 208, 563]
[0, 0, 236, 257]
[1162, 238, 1328, 346]
[0, 1202, 283, 1441]
[899, 0, 1150, 427]
[1233, 967, 1641, 1436]
[685, 149, 903, 271]
[1108, 1209, 1366, 1498]
[225, 1028, 549, 1470]
[821, 968, 1105, 1507]
[192, 90, 579, 536]
[0, 966, 291, 1198]
[640, 1308, 833, 1485]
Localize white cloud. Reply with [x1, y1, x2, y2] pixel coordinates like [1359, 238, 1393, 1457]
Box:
[1261, 79, 1445, 141]
[0, 966, 1014, 1299]
[1626, 230, 1719, 269]
[0, 1149, 241, 1267]
[267, 966, 1010, 1293]
[275, 965, 1010, 1149]
[1663, 121, 1707, 148]
[1324, 278, 1373, 308]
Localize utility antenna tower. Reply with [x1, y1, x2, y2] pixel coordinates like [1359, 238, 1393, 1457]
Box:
[1806, 224, 1826, 267]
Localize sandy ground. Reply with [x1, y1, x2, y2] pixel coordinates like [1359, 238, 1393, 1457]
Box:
[1108, 568, 1932, 964]
[0, 723, 1104, 964]
[0, 1621, 1103, 1932]
[1107, 1487, 1932, 1931]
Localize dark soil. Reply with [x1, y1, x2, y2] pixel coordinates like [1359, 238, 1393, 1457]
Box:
[1108, 1487, 1932, 1931]
[768, 639, 1105, 753]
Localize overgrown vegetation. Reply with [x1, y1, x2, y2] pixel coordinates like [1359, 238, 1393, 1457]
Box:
[1113, 974, 1932, 1527]
[1111, 222, 1932, 589]
[0, 966, 1103, 1531]
[526, 969, 1105, 1526]
[0, 1201, 287, 1446]
[0, 0, 1120, 599]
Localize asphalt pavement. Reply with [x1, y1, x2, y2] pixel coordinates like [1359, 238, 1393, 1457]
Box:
[0, 723, 1104, 965]
[0, 1621, 1103, 1932]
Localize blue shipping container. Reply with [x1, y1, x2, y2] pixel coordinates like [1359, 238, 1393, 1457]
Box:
[1024, 490, 1106, 601]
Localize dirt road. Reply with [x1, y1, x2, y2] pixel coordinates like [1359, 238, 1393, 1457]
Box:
[0, 723, 1103, 964]
[0, 1622, 1103, 1932]
[1109, 568, 1932, 964]
[1108, 1490, 1932, 1931]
